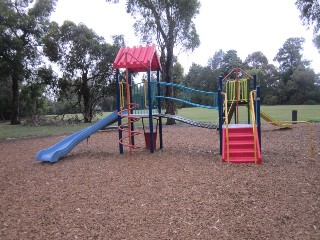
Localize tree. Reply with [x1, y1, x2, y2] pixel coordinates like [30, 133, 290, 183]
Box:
[106, 0, 200, 124]
[184, 63, 217, 107]
[0, 76, 11, 119]
[244, 52, 280, 104]
[0, 0, 57, 124]
[274, 37, 318, 104]
[208, 49, 225, 70]
[43, 21, 120, 122]
[244, 51, 268, 70]
[296, 0, 320, 52]
[285, 69, 317, 104]
[273, 37, 309, 83]
[220, 50, 243, 78]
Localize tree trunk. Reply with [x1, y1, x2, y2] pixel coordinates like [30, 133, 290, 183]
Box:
[82, 72, 92, 123]
[163, 45, 176, 125]
[10, 73, 20, 125]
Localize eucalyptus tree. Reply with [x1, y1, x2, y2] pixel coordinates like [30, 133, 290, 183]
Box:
[220, 50, 243, 78]
[0, 0, 57, 124]
[43, 21, 120, 122]
[274, 37, 318, 104]
[244, 51, 268, 70]
[273, 37, 309, 83]
[296, 0, 320, 53]
[208, 49, 225, 71]
[106, 0, 201, 124]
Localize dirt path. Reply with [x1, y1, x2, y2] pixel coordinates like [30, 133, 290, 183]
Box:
[0, 124, 319, 239]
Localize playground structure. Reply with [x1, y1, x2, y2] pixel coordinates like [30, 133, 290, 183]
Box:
[35, 44, 293, 164]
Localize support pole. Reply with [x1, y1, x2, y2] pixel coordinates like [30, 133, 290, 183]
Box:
[115, 70, 123, 154]
[247, 78, 250, 124]
[218, 76, 223, 155]
[256, 85, 261, 152]
[157, 68, 163, 149]
[147, 69, 154, 153]
[235, 68, 239, 124]
[128, 70, 135, 146]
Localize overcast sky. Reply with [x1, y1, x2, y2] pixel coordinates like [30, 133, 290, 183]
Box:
[51, 0, 320, 74]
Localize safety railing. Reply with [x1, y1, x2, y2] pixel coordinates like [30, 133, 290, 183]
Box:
[154, 82, 219, 109]
[249, 90, 258, 163]
[221, 92, 230, 161]
[226, 79, 248, 102]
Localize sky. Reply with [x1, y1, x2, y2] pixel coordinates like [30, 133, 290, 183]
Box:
[50, 0, 320, 74]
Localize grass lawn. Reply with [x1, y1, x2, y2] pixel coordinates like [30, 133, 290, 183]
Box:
[0, 105, 319, 140]
[177, 105, 320, 123]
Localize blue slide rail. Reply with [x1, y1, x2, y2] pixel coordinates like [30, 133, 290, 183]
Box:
[35, 111, 119, 163]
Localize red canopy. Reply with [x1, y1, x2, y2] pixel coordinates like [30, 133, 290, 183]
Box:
[113, 44, 162, 73]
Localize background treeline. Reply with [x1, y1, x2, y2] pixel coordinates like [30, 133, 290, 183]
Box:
[1, 0, 319, 124]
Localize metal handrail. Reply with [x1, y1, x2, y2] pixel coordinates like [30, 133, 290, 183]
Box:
[249, 90, 257, 163]
[221, 92, 229, 161]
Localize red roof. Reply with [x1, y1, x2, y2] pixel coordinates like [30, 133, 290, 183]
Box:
[113, 44, 162, 73]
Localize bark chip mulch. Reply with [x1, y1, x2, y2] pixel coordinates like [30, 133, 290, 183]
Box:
[0, 123, 319, 240]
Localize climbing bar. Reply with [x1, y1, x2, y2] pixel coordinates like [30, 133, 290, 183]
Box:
[226, 79, 248, 102]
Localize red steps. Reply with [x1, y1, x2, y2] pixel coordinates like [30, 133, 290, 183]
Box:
[222, 126, 262, 164]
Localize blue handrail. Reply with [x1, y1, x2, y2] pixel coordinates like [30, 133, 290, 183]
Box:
[152, 81, 218, 109]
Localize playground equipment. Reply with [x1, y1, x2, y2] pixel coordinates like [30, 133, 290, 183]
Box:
[35, 111, 119, 162]
[219, 68, 262, 163]
[35, 45, 291, 164]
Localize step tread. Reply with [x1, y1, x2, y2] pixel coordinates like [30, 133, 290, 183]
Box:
[223, 156, 261, 162]
[228, 141, 255, 145]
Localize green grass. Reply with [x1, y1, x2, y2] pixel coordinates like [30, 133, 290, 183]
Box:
[0, 105, 319, 140]
[0, 121, 93, 140]
[178, 105, 320, 123]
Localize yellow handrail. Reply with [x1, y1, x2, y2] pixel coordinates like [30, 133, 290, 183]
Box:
[225, 97, 235, 124]
[249, 90, 257, 163]
[221, 92, 229, 161]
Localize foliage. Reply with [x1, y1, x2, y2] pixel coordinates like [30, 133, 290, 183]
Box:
[273, 37, 319, 104]
[296, 0, 320, 52]
[0, 76, 11, 119]
[43, 21, 120, 122]
[106, 0, 201, 124]
[20, 83, 48, 117]
[0, 0, 57, 124]
[219, 50, 243, 78]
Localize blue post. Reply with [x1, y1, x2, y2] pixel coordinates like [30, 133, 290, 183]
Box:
[115, 70, 123, 154]
[219, 75, 223, 92]
[256, 85, 261, 152]
[218, 76, 223, 155]
[157, 68, 163, 149]
[128, 70, 135, 146]
[253, 74, 257, 91]
[147, 69, 154, 153]
[218, 88, 223, 155]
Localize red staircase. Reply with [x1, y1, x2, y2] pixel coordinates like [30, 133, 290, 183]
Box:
[222, 126, 262, 164]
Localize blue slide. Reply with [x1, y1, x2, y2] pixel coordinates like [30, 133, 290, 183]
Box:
[35, 111, 119, 163]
